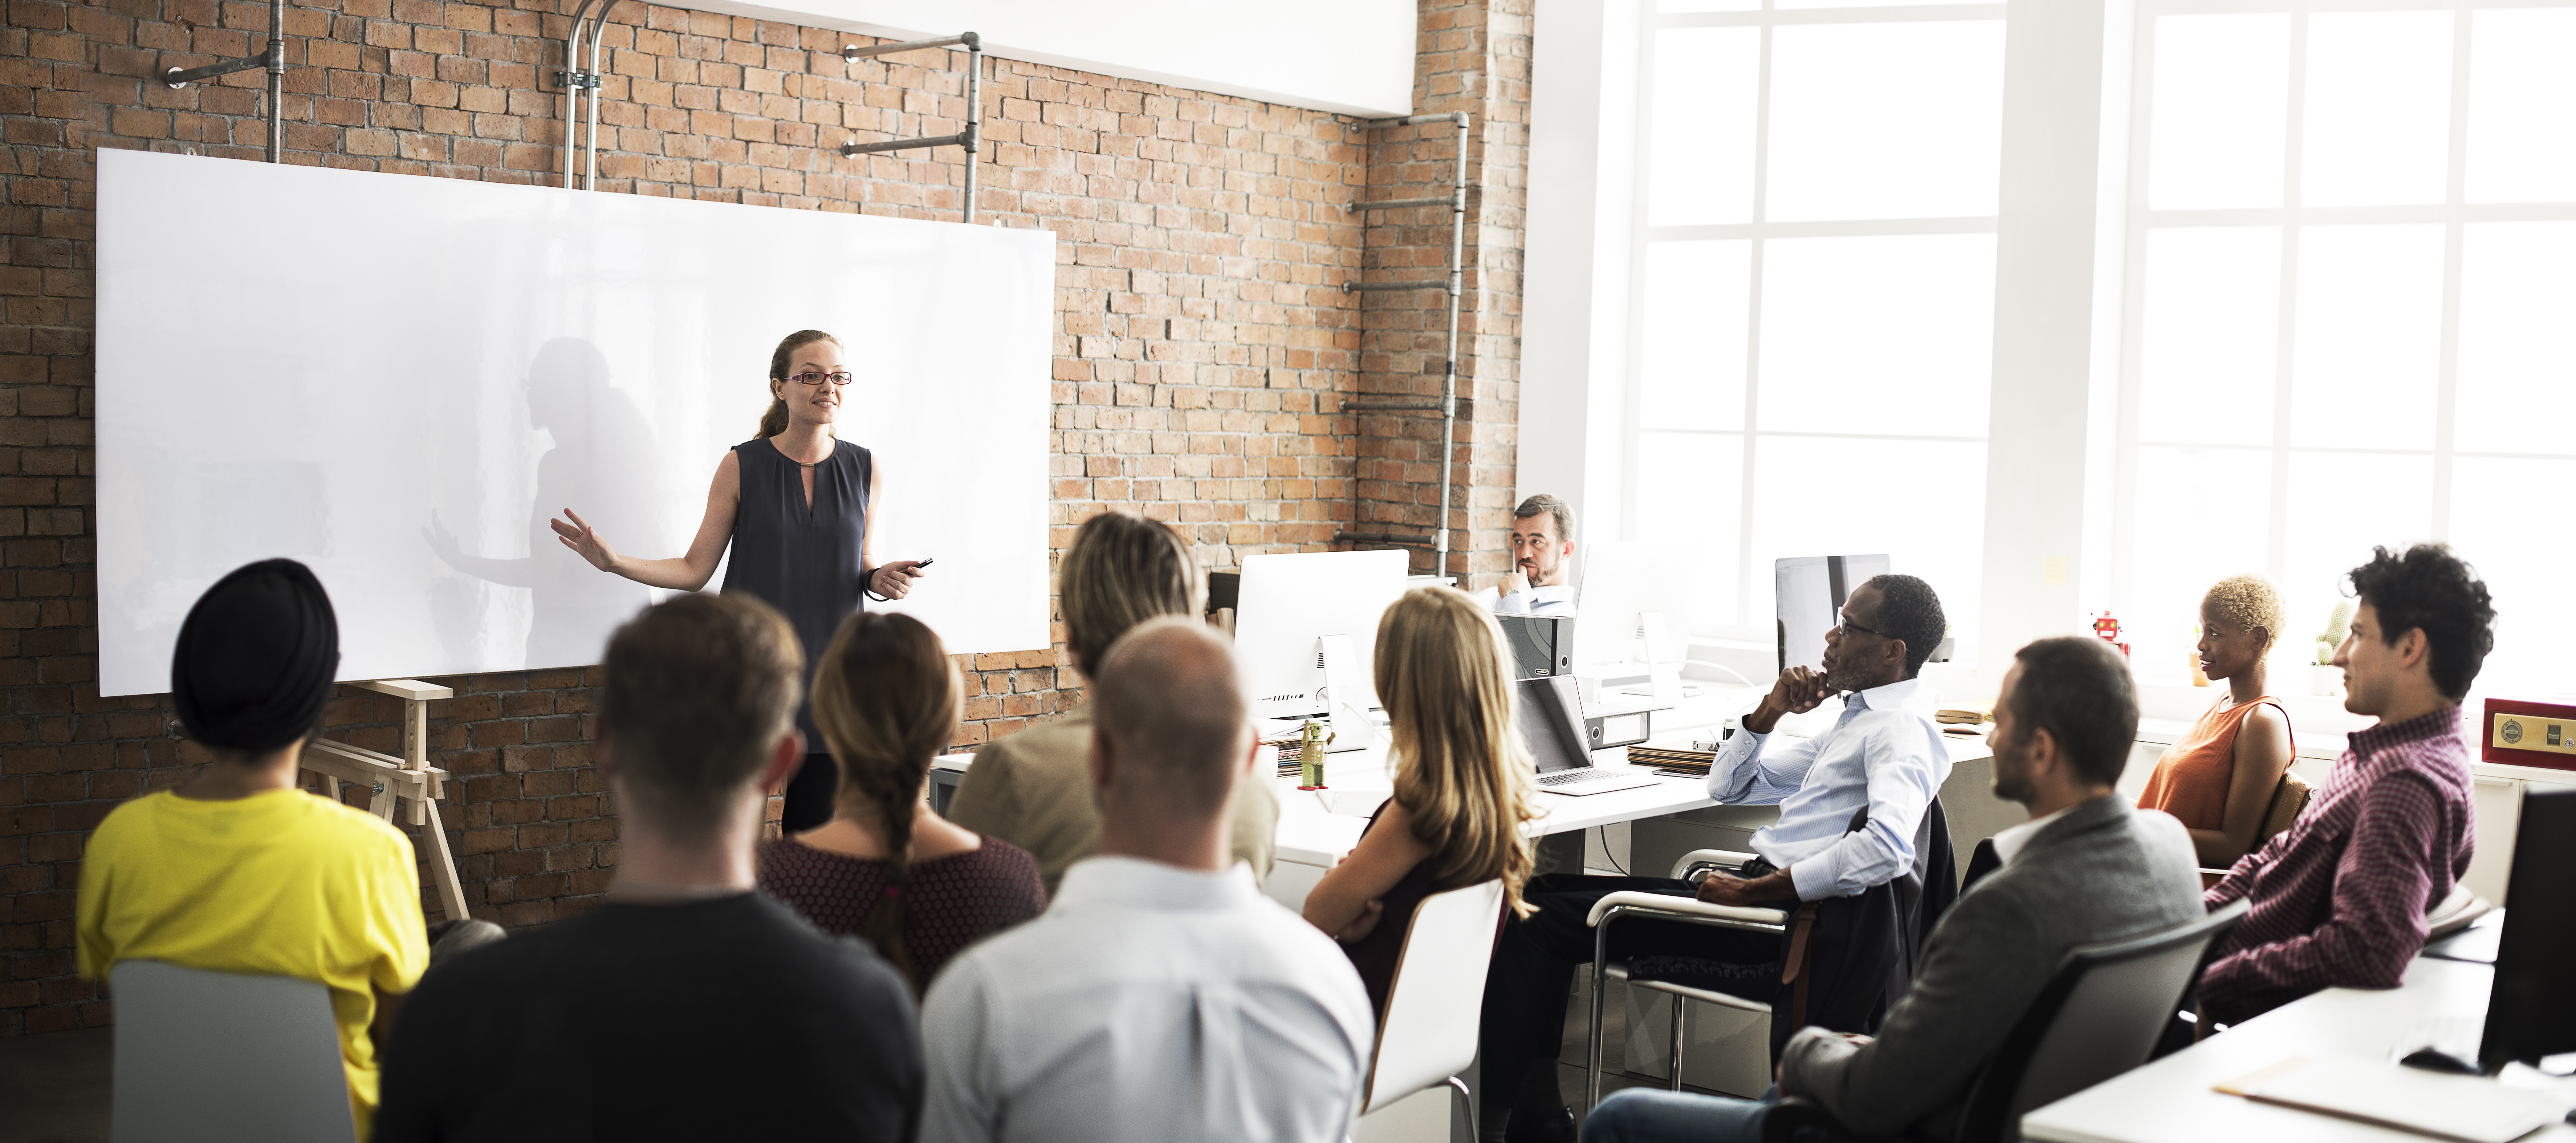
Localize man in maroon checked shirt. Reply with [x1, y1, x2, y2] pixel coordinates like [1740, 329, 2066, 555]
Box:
[2197, 544, 2495, 1029]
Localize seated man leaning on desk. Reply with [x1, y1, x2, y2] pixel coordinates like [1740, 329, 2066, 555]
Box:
[1479, 574, 1955, 1143]
[1484, 494, 1578, 616]
[2194, 544, 2491, 1029]
[1581, 637, 2206, 1143]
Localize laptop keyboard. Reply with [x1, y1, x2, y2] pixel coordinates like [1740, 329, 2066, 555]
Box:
[1538, 770, 1616, 787]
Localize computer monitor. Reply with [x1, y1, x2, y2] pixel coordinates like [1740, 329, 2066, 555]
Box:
[1496, 613, 1574, 679]
[1513, 675, 1591, 775]
[1232, 549, 1411, 722]
[1774, 554, 1891, 674]
[1572, 540, 1697, 669]
[2480, 787, 2576, 1070]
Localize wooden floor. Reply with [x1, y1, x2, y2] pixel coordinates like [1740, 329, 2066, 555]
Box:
[0, 1025, 110, 1143]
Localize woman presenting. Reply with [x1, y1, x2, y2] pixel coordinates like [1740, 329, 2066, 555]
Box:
[550, 328, 928, 831]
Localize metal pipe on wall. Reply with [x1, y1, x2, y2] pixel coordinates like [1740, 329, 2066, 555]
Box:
[161, 0, 289, 163]
[583, 5, 618, 189]
[838, 32, 982, 224]
[1337, 112, 1472, 570]
[556, 0, 610, 190]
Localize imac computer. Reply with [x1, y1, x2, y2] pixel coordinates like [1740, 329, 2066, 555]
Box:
[2479, 787, 2576, 1071]
[1774, 554, 1891, 674]
[1232, 549, 1411, 729]
[1571, 540, 1697, 671]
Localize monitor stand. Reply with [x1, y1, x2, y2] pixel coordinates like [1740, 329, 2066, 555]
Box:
[1317, 633, 1376, 753]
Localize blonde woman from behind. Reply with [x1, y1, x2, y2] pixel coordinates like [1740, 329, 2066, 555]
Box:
[1302, 585, 1539, 1018]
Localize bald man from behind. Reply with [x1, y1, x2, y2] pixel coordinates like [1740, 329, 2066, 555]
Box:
[919, 618, 1375, 1143]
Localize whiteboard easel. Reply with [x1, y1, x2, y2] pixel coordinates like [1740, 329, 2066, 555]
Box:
[295, 679, 466, 922]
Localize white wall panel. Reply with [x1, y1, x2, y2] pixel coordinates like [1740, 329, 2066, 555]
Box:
[96, 149, 1053, 696]
[689, 0, 1417, 119]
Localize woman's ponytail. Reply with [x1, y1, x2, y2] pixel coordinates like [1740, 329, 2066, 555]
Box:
[809, 611, 960, 995]
[761, 328, 841, 439]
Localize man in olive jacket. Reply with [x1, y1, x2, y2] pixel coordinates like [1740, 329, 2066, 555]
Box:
[1581, 637, 2204, 1143]
[946, 510, 1275, 898]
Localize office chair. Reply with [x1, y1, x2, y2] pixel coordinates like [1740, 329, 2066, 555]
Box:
[1358, 879, 1510, 1142]
[1762, 900, 2250, 1143]
[110, 960, 357, 1143]
[1581, 851, 1789, 1109]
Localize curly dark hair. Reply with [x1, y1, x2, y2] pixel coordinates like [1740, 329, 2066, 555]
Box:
[2345, 543, 2495, 701]
[1865, 573, 1947, 678]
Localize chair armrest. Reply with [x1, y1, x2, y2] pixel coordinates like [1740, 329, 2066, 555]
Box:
[1670, 848, 1762, 880]
[1587, 890, 1787, 929]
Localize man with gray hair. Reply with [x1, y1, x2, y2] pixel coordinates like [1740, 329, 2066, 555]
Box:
[920, 618, 1375, 1143]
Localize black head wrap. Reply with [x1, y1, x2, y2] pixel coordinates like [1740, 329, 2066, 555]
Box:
[171, 559, 341, 752]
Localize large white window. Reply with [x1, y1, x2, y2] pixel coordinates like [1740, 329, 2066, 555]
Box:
[2108, 0, 2576, 696]
[1623, 1, 2008, 656]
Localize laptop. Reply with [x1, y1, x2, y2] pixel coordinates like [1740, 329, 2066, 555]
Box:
[1517, 676, 1659, 796]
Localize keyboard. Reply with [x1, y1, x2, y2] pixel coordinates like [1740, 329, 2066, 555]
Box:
[1534, 767, 1661, 796]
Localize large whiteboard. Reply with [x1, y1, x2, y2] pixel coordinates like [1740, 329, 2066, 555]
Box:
[95, 149, 1053, 697]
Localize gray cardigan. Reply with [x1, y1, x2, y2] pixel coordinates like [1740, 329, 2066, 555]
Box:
[1780, 793, 2203, 1138]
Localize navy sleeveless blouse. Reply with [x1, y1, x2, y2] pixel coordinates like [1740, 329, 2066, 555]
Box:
[723, 437, 870, 738]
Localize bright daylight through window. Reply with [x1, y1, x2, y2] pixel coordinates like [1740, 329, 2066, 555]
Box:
[1625, 0, 2005, 658]
[2110, 0, 2576, 698]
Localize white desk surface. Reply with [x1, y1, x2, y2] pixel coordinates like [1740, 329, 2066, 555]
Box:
[2021, 955, 2576, 1143]
[933, 683, 1998, 870]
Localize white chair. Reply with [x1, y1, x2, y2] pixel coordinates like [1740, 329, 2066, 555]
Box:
[111, 960, 357, 1143]
[1582, 848, 1789, 1109]
[1358, 879, 1510, 1141]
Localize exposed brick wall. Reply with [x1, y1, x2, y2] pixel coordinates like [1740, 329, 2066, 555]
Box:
[1346, 0, 1528, 585]
[0, 0, 1527, 1035]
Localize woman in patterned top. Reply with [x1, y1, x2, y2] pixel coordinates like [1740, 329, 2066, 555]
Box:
[759, 612, 1045, 993]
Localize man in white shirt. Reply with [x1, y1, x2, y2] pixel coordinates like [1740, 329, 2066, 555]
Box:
[1480, 575, 1954, 1143]
[1485, 494, 1578, 616]
[919, 618, 1374, 1143]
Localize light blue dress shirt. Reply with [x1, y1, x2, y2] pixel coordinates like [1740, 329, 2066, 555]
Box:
[1705, 677, 1953, 901]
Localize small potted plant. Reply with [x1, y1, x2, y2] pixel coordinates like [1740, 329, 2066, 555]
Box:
[2311, 600, 2352, 696]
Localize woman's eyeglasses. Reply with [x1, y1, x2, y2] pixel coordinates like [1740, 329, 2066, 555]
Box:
[788, 371, 854, 387]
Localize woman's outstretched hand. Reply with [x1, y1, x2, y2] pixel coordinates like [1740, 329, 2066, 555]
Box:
[871, 560, 929, 600]
[550, 509, 621, 573]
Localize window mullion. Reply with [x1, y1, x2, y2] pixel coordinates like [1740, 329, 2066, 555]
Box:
[2265, 9, 2311, 584]
[2429, 0, 2474, 541]
[1736, 12, 1776, 636]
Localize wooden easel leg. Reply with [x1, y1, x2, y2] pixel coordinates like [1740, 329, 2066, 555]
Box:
[369, 781, 396, 821]
[419, 797, 469, 923]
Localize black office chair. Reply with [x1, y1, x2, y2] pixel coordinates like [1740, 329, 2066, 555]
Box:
[1762, 899, 2249, 1143]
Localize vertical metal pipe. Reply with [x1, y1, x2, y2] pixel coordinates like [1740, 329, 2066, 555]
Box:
[1431, 112, 1469, 571]
[960, 38, 981, 223]
[264, 0, 283, 162]
[561, 0, 599, 189]
[584, 4, 615, 190]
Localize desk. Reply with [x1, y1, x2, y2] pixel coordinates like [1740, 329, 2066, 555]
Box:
[2021, 956, 2576, 1143]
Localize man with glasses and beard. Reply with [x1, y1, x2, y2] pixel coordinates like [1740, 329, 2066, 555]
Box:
[1479, 575, 1956, 1143]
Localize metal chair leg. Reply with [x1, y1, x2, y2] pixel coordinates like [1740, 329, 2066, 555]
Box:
[1587, 923, 1612, 1111]
[1668, 989, 1687, 1092]
[1448, 1075, 1476, 1143]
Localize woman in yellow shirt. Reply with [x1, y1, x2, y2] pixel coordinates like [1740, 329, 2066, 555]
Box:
[76, 560, 471, 1139]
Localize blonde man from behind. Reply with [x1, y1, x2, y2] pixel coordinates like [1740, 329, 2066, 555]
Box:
[947, 510, 1278, 896]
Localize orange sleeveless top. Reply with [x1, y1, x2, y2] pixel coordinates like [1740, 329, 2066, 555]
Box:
[2136, 694, 2291, 832]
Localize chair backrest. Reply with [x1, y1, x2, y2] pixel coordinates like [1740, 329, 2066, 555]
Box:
[111, 960, 357, 1143]
[2258, 771, 2313, 851]
[1950, 900, 2249, 1143]
[1360, 879, 1508, 1116]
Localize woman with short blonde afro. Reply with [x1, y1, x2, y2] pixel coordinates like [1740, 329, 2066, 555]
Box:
[2137, 573, 2297, 867]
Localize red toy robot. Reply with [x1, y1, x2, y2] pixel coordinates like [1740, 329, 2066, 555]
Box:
[2092, 612, 2132, 659]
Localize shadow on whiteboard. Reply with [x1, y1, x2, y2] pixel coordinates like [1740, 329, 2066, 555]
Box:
[422, 337, 664, 670]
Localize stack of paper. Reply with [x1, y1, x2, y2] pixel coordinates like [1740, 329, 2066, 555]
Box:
[1628, 738, 1721, 775]
[1935, 704, 1991, 725]
[2214, 1057, 2569, 1143]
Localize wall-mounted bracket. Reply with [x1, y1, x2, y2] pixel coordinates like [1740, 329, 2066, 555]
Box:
[838, 32, 985, 224]
[159, 0, 289, 163]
